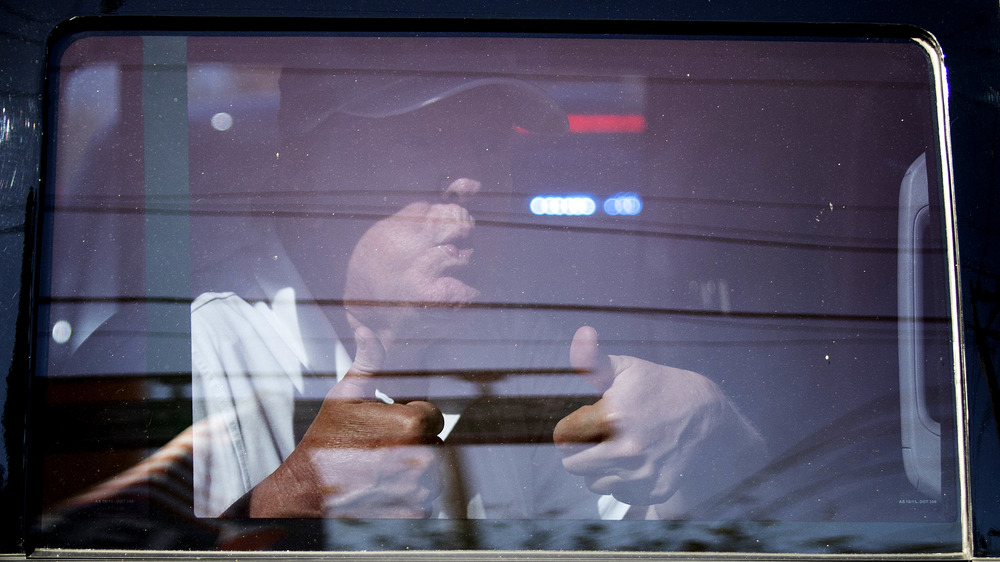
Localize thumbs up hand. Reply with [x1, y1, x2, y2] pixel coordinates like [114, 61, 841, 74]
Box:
[554, 326, 764, 513]
[248, 326, 445, 518]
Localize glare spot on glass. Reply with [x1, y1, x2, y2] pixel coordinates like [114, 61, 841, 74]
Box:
[0, 107, 12, 144]
[603, 192, 643, 216]
[52, 320, 72, 344]
[529, 195, 597, 216]
[211, 112, 234, 131]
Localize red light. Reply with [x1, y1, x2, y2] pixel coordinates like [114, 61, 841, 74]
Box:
[567, 114, 647, 133]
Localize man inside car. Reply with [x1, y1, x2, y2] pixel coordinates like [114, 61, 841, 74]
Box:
[190, 70, 767, 521]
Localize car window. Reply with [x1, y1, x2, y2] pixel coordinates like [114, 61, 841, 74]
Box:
[30, 30, 964, 555]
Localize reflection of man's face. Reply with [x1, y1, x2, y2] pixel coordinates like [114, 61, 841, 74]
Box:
[342, 95, 515, 339]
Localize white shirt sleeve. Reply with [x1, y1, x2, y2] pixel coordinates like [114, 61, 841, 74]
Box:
[190, 291, 305, 517]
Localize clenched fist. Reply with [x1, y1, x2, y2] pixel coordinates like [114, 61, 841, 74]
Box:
[249, 326, 445, 518]
[554, 326, 765, 514]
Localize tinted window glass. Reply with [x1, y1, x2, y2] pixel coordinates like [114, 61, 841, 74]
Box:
[30, 31, 962, 554]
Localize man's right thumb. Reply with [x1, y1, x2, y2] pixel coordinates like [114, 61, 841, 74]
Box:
[351, 325, 385, 376]
[328, 326, 385, 400]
